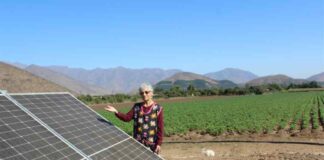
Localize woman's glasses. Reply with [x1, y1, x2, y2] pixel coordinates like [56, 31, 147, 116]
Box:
[140, 91, 151, 95]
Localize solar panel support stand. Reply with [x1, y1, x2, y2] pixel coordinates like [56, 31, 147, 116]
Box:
[2, 91, 92, 160]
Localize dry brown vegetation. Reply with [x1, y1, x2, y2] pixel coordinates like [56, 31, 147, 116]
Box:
[0, 62, 71, 93]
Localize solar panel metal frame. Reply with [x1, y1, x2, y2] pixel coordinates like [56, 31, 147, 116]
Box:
[9, 92, 164, 160]
[0, 92, 86, 160]
[11, 92, 131, 158]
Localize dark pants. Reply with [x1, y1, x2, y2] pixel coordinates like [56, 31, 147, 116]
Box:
[141, 139, 156, 152]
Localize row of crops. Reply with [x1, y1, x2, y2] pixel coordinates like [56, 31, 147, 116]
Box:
[97, 91, 324, 136]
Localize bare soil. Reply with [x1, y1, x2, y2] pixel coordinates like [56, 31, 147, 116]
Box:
[159, 142, 324, 160]
[159, 132, 324, 160]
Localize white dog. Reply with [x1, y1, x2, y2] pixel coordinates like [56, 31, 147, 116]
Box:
[201, 148, 215, 157]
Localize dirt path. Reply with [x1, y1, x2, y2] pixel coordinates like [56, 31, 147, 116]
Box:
[159, 142, 324, 160]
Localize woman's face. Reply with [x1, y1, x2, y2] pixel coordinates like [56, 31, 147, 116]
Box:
[140, 88, 153, 101]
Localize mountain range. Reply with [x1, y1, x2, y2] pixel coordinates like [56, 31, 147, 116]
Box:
[155, 72, 237, 90]
[46, 66, 180, 93]
[246, 74, 309, 86]
[205, 68, 258, 84]
[25, 65, 109, 95]
[0, 62, 71, 93]
[1, 61, 323, 94]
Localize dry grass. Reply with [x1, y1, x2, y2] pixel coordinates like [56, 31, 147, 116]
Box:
[0, 62, 71, 93]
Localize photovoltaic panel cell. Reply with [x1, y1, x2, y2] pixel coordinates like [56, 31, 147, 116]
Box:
[11, 93, 163, 160]
[90, 138, 161, 160]
[0, 95, 83, 160]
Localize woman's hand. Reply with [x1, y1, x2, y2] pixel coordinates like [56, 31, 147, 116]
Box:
[104, 105, 118, 114]
[155, 145, 161, 154]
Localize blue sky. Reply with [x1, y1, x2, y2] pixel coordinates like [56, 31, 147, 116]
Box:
[0, 0, 323, 78]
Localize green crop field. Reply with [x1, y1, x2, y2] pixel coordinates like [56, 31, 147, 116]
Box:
[97, 91, 324, 136]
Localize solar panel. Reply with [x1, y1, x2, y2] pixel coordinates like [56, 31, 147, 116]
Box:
[0, 94, 84, 160]
[90, 138, 161, 160]
[10, 93, 163, 160]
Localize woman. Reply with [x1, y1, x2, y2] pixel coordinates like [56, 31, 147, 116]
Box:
[104, 83, 164, 154]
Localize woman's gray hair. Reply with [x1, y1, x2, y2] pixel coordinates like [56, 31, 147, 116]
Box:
[139, 83, 154, 93]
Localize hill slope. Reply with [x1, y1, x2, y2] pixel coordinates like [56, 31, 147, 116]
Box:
[307, 72, 324, 82]
[205, 68, 258, 84]
[0, 62, 70, 93]
[25, 65, 109, 95]
[246, 74, 308, 86]
[155, 72, 237, 90]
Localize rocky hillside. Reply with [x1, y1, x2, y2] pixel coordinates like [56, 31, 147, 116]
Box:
[0, 62, 71, 94]
[25, 65, 109, 95]
[155, 72, 237, 90]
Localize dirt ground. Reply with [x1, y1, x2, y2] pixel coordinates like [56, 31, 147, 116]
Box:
[159, 142, 324, 160]
[159, 132, 324, 160]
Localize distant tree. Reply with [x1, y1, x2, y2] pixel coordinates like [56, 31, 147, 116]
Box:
[154, 87, 166, 98]
[93, 97, 100, 104]
[210, 88, 219, 95]
[86, 94, 92, 101]
[169, 85, 184, 97]
[287, 81, 321, 89]
[247, 86, 264, 95]
[309, 81, 320, 88]
[187, 84, 196, 96]
[267, 83, 282, 91]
